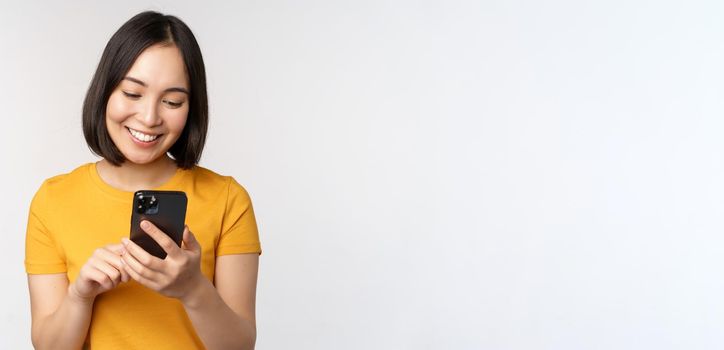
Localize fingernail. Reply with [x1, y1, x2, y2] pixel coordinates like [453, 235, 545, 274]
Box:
[121, 238, 130, 245]
[141, 221, 150, 229]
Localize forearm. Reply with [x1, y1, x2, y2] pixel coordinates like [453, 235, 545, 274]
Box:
[182, 278, 256, 350]
[32, 285, 94, 350]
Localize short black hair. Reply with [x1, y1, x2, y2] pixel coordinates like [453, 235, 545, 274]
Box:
[82, 11, 208, 169]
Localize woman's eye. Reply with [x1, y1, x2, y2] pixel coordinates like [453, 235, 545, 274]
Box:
[163, 100, 183, 108]
[122, 91, 141, 99]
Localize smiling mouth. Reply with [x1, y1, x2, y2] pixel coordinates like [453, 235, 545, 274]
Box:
[126, 127, 162, 142]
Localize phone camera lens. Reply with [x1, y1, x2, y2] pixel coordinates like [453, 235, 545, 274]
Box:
[136, 193, 160, 215]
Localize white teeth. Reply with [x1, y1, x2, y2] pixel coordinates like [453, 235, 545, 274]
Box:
[128, 127, 159, 142]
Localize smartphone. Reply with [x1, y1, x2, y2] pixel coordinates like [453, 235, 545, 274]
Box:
[130, 190, 188, 259]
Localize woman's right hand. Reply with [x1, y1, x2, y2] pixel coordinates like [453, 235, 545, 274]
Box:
[68, 243, 130, 302]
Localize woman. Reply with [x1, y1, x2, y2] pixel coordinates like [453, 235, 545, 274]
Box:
[25, 11, 261, 350]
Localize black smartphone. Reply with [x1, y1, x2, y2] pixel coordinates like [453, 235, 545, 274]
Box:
[130, 190, 188, 259]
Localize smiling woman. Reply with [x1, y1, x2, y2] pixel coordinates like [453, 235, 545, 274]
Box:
[25, 11, 261, 350]
[105, 45, 190, 165]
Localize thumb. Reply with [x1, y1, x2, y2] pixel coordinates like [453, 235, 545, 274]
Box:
[182, 226, 201, 252]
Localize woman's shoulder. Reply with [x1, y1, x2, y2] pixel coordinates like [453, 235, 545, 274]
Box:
[185, 165, 252, 198]
[31, 163, 95, 207]
[37, 163, 93, 190]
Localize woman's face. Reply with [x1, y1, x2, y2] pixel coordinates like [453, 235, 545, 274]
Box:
[105, 44, 190, 166]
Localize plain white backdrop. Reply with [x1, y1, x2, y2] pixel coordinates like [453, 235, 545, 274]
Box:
[2, 0, 724, 349]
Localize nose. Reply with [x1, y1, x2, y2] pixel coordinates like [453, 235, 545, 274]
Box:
[138, 98, 163, 127]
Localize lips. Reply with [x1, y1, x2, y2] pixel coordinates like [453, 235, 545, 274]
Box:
[126, 127, 162, 143]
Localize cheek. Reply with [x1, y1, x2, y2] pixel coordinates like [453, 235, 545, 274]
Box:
[106, 94, 133, 123]
[166, 108, 189, 134]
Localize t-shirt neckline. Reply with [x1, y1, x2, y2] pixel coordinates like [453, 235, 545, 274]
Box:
[87, 161, 188, 202]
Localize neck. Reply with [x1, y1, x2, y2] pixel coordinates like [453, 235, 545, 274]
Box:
[96, 155, 179, 192]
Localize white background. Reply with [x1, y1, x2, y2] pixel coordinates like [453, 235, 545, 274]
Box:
[2, 0, 723, 349]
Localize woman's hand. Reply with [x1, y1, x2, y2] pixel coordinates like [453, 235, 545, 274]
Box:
[120, 220, 203, 301]
[69, 243, 130, 303]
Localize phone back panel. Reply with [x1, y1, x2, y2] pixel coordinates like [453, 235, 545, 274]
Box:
[130, 190, 187, 259]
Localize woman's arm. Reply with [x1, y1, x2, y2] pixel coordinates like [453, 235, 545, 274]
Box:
[28, 244, 128, 350]
[28, 274, 92, 350]
[181, 254, 259, 350]
[120, 221, 258, 350]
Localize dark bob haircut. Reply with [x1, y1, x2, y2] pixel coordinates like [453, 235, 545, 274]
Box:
[83, 11, 207, 169]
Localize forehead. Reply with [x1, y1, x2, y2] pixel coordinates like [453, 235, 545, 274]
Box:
[124, 44, 189, 88]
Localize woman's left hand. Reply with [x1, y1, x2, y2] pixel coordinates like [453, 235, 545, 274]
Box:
[120, 220, 203, 301]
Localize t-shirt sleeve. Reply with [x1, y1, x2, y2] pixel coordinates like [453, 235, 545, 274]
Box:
[216, 177, 262, 256]
[25, 181, 67, 274]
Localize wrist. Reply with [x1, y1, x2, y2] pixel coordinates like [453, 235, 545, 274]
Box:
[67, 283, 96, 306]
[180, 274, 212, 309]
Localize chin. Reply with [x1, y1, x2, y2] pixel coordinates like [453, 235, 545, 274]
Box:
[121, 151, 165, 165]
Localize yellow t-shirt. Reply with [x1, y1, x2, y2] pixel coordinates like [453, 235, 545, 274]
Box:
[25, 162, 262, 349]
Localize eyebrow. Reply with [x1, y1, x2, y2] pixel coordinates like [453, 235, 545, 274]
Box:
[123, 76, 190, 95]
